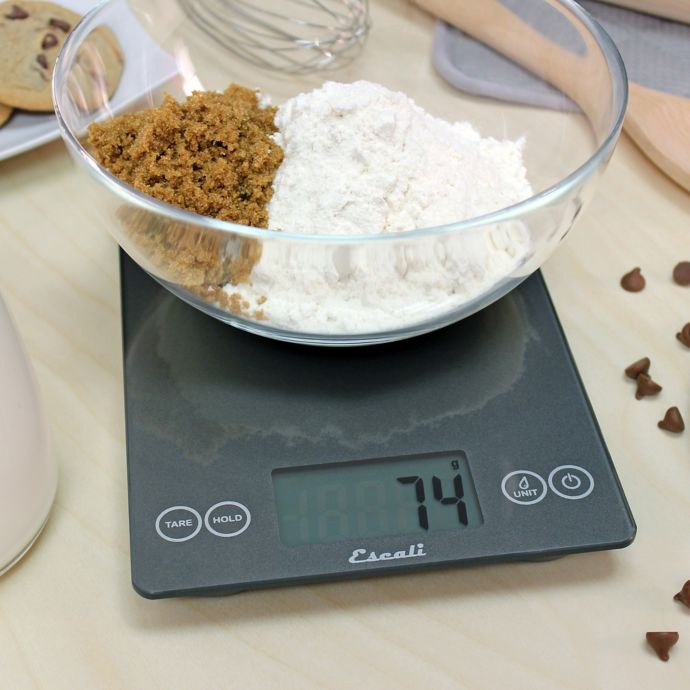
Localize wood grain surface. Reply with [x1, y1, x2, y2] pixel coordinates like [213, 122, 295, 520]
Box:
[0, 2, 689, 688]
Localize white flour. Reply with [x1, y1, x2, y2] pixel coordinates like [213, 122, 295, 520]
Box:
[227, 81, 533, 334]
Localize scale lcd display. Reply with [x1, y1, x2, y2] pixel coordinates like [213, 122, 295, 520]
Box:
[272, 451, 483, 546]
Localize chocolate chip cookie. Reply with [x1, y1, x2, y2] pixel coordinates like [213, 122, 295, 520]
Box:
[0, 2, 82, 111]
[0, 102, 12, 127]
[0, 2, 123, 112]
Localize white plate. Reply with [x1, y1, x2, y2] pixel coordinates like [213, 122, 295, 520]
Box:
[0, 0, 178, 161]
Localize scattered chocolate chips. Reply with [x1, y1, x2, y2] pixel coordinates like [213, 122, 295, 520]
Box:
[41, 33, 58, 49]
[635, 373, 662, 399]
[658, 407, 685, 433]
[673, 261, 690, 286]
[5, 4, 28, 19]
[674, 580, 690, 608]
[646, 632, 679, 661]
[625, 357, 650, 380]
[621, 267, 646, 292]
[677, 323, 690, 348]
[48, 17, 71, 32]
[36, 54, 48, 69]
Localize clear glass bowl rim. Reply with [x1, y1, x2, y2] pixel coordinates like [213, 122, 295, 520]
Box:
[52, 0, 628, 245]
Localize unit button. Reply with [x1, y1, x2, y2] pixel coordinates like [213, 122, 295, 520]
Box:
[155, 506, 202, 542]
[501, 470, 548, 505]
[548, 465, 594, 500]
[204, 501, 251, 537]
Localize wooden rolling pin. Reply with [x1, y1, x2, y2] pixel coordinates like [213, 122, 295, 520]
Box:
[413, 0, 690, 193]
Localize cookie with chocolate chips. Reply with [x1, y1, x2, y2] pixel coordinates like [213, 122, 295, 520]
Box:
[0, 2, 123, 112]
[0, 1, 81, 110]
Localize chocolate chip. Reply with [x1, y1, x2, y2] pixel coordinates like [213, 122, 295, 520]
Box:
[659, 407, 685, 433]
[36, 54, 48, 69]
[646, 632, 679, 661]
[48, 17, 71, 33]
[625, 357, 650, 379]
[673, 261, 690, 286]
[621, 267, 645, 292]
[674, 580, 690, 607]
[677, 323, 690, 348]
[635, 373, 662, 399]
[5, 5, 29, 19]
[41, 33, 58, 49]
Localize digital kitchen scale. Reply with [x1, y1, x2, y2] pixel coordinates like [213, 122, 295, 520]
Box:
[120, 252, 635, 599]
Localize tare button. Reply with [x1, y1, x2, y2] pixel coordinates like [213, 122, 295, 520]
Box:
[501, 470, 548, 505]
[155, 506, 202, 542]
[204, 501, 252, 537]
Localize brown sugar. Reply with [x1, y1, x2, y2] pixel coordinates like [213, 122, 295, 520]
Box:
[88, 85, 282, 317]
[116, 206, 262, 289]
[88, 84, 282, 226]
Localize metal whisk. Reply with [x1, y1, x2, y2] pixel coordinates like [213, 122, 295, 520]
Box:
[178, 0, 371, 73]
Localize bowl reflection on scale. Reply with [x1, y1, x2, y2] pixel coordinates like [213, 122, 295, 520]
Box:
[123, 272, 530, 468]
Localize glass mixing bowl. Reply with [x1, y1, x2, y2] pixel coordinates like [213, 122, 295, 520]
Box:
[53, 0, 627, 346]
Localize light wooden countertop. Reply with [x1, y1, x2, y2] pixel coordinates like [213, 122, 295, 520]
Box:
[1, 3, 690, 688]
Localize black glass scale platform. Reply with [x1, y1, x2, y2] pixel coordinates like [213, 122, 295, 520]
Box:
[120, 252, 635, 598]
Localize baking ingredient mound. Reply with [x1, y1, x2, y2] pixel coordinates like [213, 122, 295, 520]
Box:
[230, 80, 533, 333]
[88, 85, 282, 227]
[88, 80, 534, 334]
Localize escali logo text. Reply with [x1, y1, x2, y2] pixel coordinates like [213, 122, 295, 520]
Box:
[348, 543, 427, 565]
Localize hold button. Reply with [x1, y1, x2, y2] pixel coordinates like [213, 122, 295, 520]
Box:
[204, 501, 251, 537]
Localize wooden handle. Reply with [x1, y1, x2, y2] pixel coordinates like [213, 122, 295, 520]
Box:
[625, 82, 690, 191]
[601, 0, 690, 24]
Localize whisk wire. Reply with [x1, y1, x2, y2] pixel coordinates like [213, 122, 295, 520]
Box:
[178, 0, 370, 73]
[231, 0, 351, 29]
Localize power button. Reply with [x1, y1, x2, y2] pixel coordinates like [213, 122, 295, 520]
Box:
[548, 465, 594, 500]
[561, 473, 582, 490]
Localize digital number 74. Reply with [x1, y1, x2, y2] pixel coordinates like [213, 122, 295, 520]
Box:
[396, 474, 468, 530]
